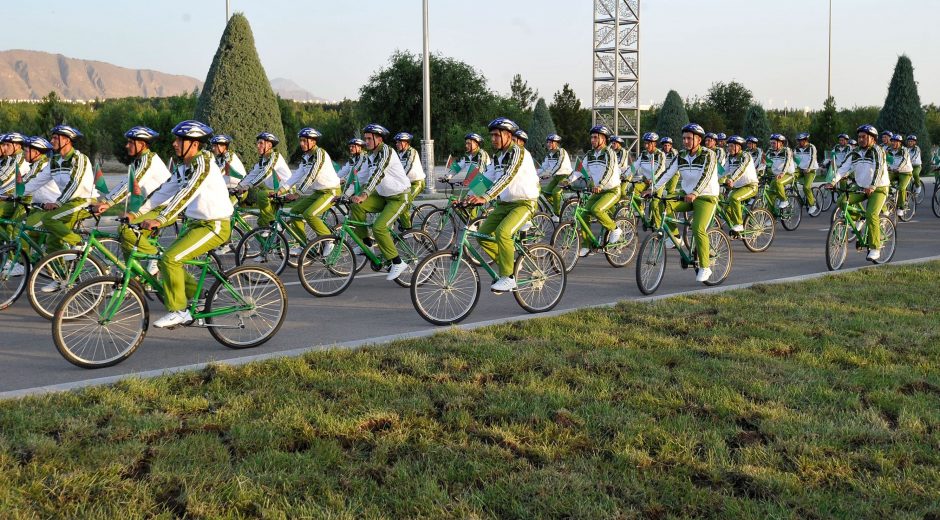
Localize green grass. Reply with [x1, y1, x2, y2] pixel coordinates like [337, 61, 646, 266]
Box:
[2, 262, 939, 519]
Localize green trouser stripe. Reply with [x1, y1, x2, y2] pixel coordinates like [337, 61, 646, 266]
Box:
[289, 188, 340, 238]
[478, 200, 535, 277]
[541, 176, 564, 215]
[800, 170, 816, 206]
[726, 184, 758, 228]
[847, 187, 887, 249]
[42, 199, 92, 252]
[772, 173, 794, 203]
[247, 186, 275, 227]
[911, 165, 922, 186]
[350, 192, 407, 260]
[581, 188, 620, 241]
[668, 194, 718, 269]
[159, 218, 230, 311]
[398, 180, 424, 228]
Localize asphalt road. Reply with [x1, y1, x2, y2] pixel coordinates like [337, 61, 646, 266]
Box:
[1, 189, 939, 395]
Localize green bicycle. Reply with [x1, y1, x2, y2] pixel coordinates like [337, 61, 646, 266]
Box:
[233, 192, 320, 275]
[825, 186, 897, 270]
[296, 196, 437, 296]
[51, 220, 287, 368]
[635, 195, 733, 295]
[410, 200, 567, 325]
[751, 176, 802, 230]
[549, 186, 638, 272]
[711, 195, 776, 253]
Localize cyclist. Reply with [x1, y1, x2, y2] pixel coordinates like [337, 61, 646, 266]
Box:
[463, 117, 540, 293]
[393, 132, 425, 230]
[720, 135, 759, 233]
[824, 124, 889, 261]
[448, 133, 491, 186]
[886, 133, 913, 217]
[538, 133, 573, 221]
[208, 135, 247, 192]
[879, 130, 892, 150]
[569, 125, 623, 257]
[630, 132, 667, 228]
[746, 136, 765, 178]
[92, 126, 171, 217]
[0, 135, 46, 246]
[513, 129, 529, 149]
[128, 120, 234, 328]
[766, 133, 796, 209]
[793, 132, 820, 216]
[609, 135, 631, 198]
[716, 133, 728, 154]
[238, 132, 291, 228]
[905, 134, 923, 195]
[646, 123, 720, 283]
[281, 127, 341, 254]
[660, 136, 681, 196]
[348, 123, 413, 282]
[705, 132, 727, 171]
[0, 133, 29, 199]
[338, 138, 369, 195]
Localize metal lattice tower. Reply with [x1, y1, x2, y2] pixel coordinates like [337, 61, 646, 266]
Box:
[592, 0, 640, 157]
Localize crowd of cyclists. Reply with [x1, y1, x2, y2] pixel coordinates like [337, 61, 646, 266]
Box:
[0, 116, 936, 365]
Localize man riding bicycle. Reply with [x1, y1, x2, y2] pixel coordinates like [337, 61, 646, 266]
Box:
[720, 135, 759, 233]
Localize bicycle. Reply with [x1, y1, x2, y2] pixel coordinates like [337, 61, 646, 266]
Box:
[410, 200, 567, 325]
[711, 195, 776, 253]
[825, 186, 897, 270]
[51, 220, 288, 368]
[931, 168, 940, 218]
[883, 178, 915, 223]
[295, 196, 437, 296]
[233, 192, 321, 275]
[635, 194, 733, 295]
[549, 186, 637, 272]
[750, 176, 802, 231]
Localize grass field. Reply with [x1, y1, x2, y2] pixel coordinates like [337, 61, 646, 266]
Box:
[1, 262, 938, 519]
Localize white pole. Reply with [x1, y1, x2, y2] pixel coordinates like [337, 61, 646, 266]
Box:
[421, 0, 435, 194]
[226, 0, 231, 21]
[827, 0, 832, 100]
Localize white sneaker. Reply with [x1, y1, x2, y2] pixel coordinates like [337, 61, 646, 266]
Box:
[866, 249, 881, 261]
[490, 276, 516, 293]
[607, 227, 623, 244]
[777, 200, 790, 209]
[896, 209, 904, 217]
[386, 262, 408, 281]
[808, 205, 821, 217]
[215, 243, 232, 255]
[5, 263, 25, 277]
[551, 215, 560, 223]
[915, 184, 923, 195]
[153, 309, 193, 329]
[353, 245, 372, 256]
[146, 259, 159, 276]
[40, 280, 64, 293]
[289, 246, 302, 256]
[665, 238, 677, 249]
[696, 267, 712, 283]
[731, 224, 744, 233]
[578, 247, 591, 257]
[321, 241, 334, 257]
[519, 221, 533, 232]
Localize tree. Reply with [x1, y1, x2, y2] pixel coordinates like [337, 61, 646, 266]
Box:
[742, 104, 771, 143]
[509, 74, 538, 114]
[654, 90, 689, 142]
[358, 51, 495, 159]
[809, 96, 842, 153]
[549, 84, 592, 155]
[527, 98, 557, 163]
[704, 81, 754, 134]
[195, 13, 287, 162]
[37, 91, 68, 131]
[876, 55, 927, 144]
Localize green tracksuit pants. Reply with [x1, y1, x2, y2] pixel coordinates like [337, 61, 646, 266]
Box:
[798, 170, 816, 207]
[581, 188, 620, 242]
[159, 218, 231, 312]
[41, 199, 92, 252]
[398, 180, 424, 229]
[726, 184, 758, 228]
[350, 192, 408, 261]
[477, 200, 535, 278]
[289, 188, 340, 239]
[541, 176, 565, 216]
[847, 187, 888, 250]
[667, 194, 718, 269]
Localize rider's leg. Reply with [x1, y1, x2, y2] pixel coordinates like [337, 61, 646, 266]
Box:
[119, 210, 164, 258]
[398, 180, 424, 229]
[477, 201, 534, 278]
[371, 193, 407, 260]
[248, 187, 275, 227]
[541, 176, 563, 215]
[897, 172, 913, 210]
[582, 188, 620, 241]
[41, 199, 92, 252]
[727, 184, 758, 228]
[158, 218, 230, 312]
[292, 188, 339, 238]
[801, 170, 817, 207]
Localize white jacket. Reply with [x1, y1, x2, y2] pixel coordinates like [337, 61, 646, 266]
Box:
[793, 144, 819, 172]
[399, 146, 425, 183]
[907, 145, 922, 167]
[104, 150, 172, 207]
[654, 147, 720, 197]
[538, 149, 573, 178]
[568, 147, 620, 191]
[723, 151, 758, 188]
[482, 143, 540, 202]
[766, 147, 796, 175]
[833, 145, 889, 188]
[631, 148, 667, 183]
[23, 149, 98, 204]
[361, 143, 411, 197]
[284, 147, 341, 193]
[214, 151, 248, 188]
[886, 146, 913, 173]
[240, 151, 292, 190]
[0, 153, 31, 195]
[137, 151, 234, 224]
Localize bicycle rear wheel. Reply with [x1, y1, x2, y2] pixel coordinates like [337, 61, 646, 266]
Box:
[52, 276, 149, 368]
[235, 228, 289, 275]
[411, 203, 438, 229]
[421, 208, 457, 249]
[521, 212, 555, 245]
[0, 245, 29, 311]
[297, 236, 356, 297]
[393, 230, 438, 288]
[635, 233, 667, 295]
[817, 187, 834, 212]
[742, 208, 776, 253]
[826, 218, 850, 271]
[410, 250, 481, 325]
[605, 217, 638, 267]
[206, 265, 287, 348]
[872, 216, 896, 265]
[702, 228, 732, 286]
[549, 221, 580, 273]
[27, 249, 107, 320]
[560, 199, 580, 222]
[898, 194, 915, 222]
[933, 187, 940, 218]
[513, 244, 566, 313]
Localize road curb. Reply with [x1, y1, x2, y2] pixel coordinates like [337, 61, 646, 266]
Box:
[3, 254, 939, 400]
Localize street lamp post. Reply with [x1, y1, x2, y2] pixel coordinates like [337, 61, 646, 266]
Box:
[421, 0, 436, 194]
[827, 0, 832, 99]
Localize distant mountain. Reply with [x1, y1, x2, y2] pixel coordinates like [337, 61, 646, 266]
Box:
[0, 49, 327, 102]
[270, 77, 330, 103]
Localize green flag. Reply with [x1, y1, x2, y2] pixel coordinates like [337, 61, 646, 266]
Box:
[886, 153, 894, 166]
[93, 161, 109, 194]
[468, 172, 493, 196]
[127, 164, 145, 213]
[225, 161, 245, 179]
[14, 164, 25, 198]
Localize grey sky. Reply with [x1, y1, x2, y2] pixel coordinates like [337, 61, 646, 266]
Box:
[7, 0, 938, 109]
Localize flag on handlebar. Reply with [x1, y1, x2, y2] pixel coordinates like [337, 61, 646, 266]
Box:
[445, 155, 461, 174]
[225, 161, 245, 179]
[462, 165, 481, 187]
[93, 161, 109, 195]
[467, 170, 493, 196]
[14, 166, 24, 197]
[578, 155, 590, 182]
[127, 163, 145, 213]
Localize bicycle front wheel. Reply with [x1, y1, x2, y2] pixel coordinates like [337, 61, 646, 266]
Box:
[513, 244, 566, 313]
[410, 250, 481, 325]
[933, 186, 940, 218]
[636, 233, 667, 295]
[235, 228, 289, 275]
[0, 245, 29, 311]
[826, 218, 850, 271]
[605, 217, 638, 267]
[873, 216, 897, 265]
[898, 195, 915, 223]
[549, 221, 580, 273]
[742, 208, 776, 253]
[702, 228, 732, 286]
[421, 208, 457, 249]
[206, 265, 287, 349]
[297, 236, 356, 297]
[781, 195, 802, 230]
[521, 212, 555, 245]
[27, 249, 107, 320]
[52, 276, 149, 368]
[393, 230, 438, 288]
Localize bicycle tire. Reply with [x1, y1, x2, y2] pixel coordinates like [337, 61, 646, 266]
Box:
[0, 245, 30, 311]
[742, 208, 776, 253]
[604, 217, 638, 268]
[549, 221, 580, 273]
[513, 244, 566, 313]
[297, 236, 357, 297]
[235, 228, 289, 275]
[780, 195, 802, 231]
[410, 250, 481, 325]
[206, 265, 287, 348]
[635, 233, 667, 295]
[872, 216, 896, 265]
[421, 208, 457, 249]
[27, 249, 107, 320]
[702, 228, 732, 286]
[826, 218, 849, 271]
[392, 230, 438, 288]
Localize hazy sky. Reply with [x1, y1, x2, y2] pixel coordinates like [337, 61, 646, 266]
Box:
[6, 0, 938, 109]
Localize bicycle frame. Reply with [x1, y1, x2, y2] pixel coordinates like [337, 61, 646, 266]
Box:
[444, 204, 534, 285]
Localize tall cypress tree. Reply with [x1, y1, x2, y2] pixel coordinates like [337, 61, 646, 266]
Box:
[195, 13, 286, 161]
[528, 98, 557, 163]
[876, 55, 926, 139]
[654, 90, 688, 142]
[742, 104, 771, 142]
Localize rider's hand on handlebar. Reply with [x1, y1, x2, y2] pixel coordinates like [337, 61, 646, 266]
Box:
[641, 190, 652, 199]
[140, 219, 160, 231]
[464, 195, 486, 206]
